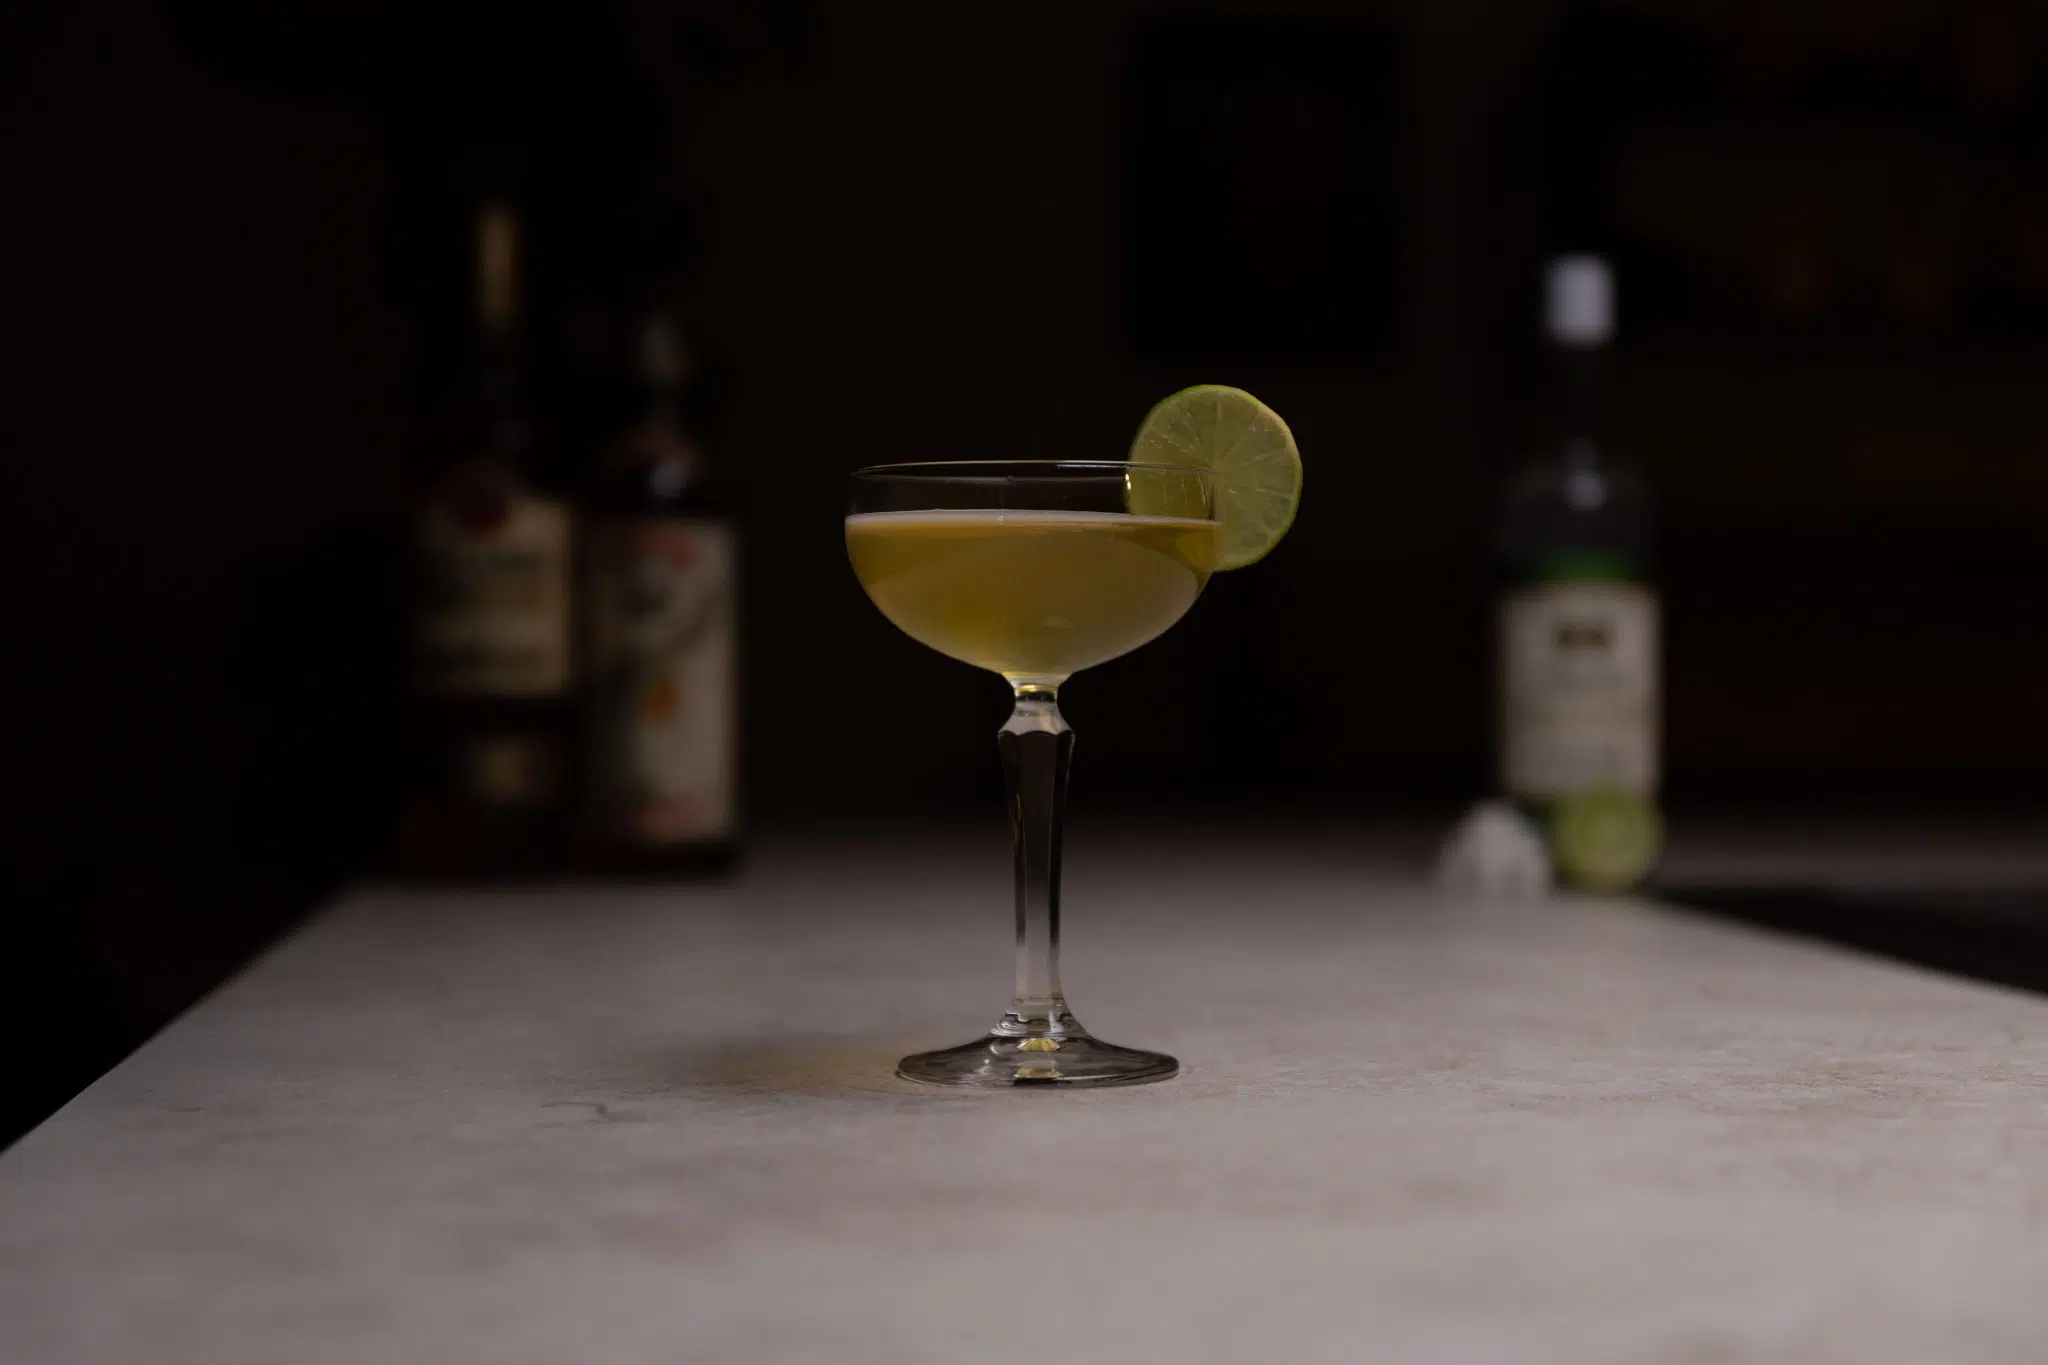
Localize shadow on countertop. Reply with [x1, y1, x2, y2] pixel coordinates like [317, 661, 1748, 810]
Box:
[1662, 885, 2048, 998]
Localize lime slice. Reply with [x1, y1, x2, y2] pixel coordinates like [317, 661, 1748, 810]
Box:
[1548, 790, 1663, 893]
[1127, 384, 1301, 570]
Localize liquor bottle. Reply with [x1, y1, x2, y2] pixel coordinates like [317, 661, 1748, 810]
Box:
[1495, 255, 1662, 891]
[402, 202, 574, 874]
[576, 310, 740, 874]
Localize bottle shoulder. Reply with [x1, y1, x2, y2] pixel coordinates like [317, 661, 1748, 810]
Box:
[408, 396, 568, 501]
[583, 422, 738, 520]
[1500, 445, 1649, 513]
[1495, 445, 1653, 572]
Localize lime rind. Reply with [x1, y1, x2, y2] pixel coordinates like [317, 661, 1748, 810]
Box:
[1127, 384, 1302, 570]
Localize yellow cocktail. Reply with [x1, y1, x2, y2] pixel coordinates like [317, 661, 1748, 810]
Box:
[845, 510, 1220, 683]
[848, 390, 1299, 1089]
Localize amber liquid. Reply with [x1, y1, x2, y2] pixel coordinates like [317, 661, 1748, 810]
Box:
[846, 510, 1219, 683]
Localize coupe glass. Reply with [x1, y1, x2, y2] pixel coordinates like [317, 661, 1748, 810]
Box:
[847, 460, 1219, 1086]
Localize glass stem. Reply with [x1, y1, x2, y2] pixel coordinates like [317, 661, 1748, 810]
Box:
[998, 684, 1077, 1038]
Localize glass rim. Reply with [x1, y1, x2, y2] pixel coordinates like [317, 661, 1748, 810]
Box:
[850, 458, 1211, 481]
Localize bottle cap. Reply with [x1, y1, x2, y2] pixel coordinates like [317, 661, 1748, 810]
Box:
[1545, 254, 1614, 347]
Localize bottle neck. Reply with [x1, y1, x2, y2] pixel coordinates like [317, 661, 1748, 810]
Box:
[635, 387, 684, 439]
[469, 203, 528, 445]
[1494, 336, 1647, 582]
[474, 332, 521, 401]
[1552, 343, 1608, 457]
[448, 316, 531, 474]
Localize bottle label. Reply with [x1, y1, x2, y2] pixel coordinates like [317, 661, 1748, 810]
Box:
[1500, 582, 1659, 800]
[584, 519, 737, 843]
[414, 492, 573, 697]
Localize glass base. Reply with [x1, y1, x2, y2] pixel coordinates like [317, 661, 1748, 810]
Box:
[896, 1023, 1178, 1088]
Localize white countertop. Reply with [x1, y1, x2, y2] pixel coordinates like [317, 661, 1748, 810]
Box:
[5, 829, 2048, 1363]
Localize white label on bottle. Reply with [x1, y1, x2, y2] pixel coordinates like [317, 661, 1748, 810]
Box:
[584, 520, 737, 843]
[414, 493, 573, 697]
[1500, 582, 1659, 800]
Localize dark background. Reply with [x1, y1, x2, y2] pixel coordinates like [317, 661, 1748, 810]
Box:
[6, 0, 2048, 1143]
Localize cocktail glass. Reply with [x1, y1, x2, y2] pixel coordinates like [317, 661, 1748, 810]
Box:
[847, 460, 1219, 1087]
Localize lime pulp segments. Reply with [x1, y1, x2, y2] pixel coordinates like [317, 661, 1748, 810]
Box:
[1127, 384, 1301, 569]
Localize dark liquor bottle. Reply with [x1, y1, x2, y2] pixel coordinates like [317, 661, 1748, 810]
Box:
[403, 202, 574, 874]
[577, 311, 740, 874]
[1495, 255, 1661, 890]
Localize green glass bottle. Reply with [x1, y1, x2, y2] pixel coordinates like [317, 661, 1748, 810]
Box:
[1495, 255, 1662, 891]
